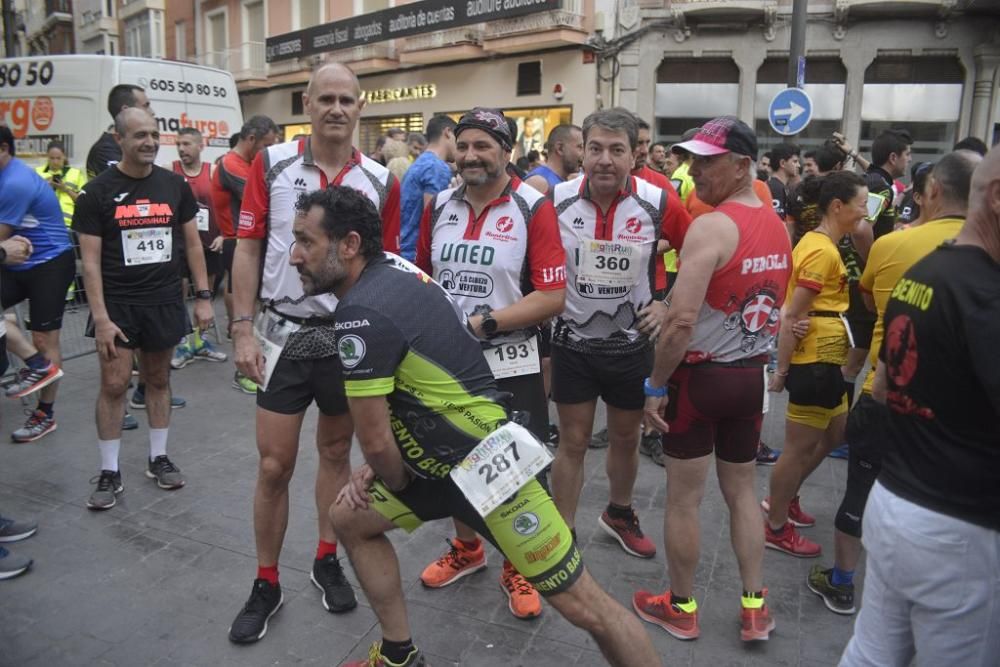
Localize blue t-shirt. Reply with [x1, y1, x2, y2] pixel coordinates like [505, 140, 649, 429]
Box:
[400, 150, 452, 261]
[0, 158, 72, 271]
[525, 164, 564, 189]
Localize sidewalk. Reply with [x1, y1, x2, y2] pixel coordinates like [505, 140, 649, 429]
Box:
[0, 343, 857, 666]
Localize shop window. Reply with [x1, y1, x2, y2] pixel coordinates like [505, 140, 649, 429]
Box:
[359, 113, 425, 154]
[657, 58, 739, 84]
[445, 106, 572, 160]
[292, 90, 304, 116]
[655, 58, 739, 141]
[517, 62, 542, 97]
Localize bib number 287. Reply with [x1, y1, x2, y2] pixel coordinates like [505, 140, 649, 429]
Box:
[478, 440, 520, 484]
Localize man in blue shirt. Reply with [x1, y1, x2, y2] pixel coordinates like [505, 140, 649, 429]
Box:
[524, 123, 583, 195]
[0, 124, 75, 443]
[399, 115, 456, 261]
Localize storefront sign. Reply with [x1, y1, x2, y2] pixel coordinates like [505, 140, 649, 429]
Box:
[266, 0, 563, 63]
[364, 84, 437, 104]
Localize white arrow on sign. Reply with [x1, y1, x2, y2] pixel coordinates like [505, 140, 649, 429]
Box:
[774, 101, 806, 122]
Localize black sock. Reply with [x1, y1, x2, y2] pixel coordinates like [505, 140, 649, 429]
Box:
[606, 502, 633, 520]
[380, 638, 415, 664]
[137, 383, 146, 394]
[670, 592, 693, 606]
[37, 401, 54, 417]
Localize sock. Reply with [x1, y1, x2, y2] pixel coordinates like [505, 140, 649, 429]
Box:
[149, 428, 168, 460]
[379, 638, 415, 665]
[843, 377, 856, 409]
[192, 327, 204, 349]
[670, 592, 697, 613]
[137, 382, 146, 395]
[99, 438, 121, 472]
[37, 401, 54, 417]
[24, 353, 48, 371]
[456, 537, 481, 551]
[257, 564, 279, 585]
[606, 502, 634, 521]
[741, 590, 765, 609]
[316, 539, 337, 560]
[831, 567, 854, 586]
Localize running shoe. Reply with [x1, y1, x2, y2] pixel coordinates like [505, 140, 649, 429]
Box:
[640, 432, 664, 466]
[500, 560, 541, 619]
[343, 642, 426, 667]
[546, 423, 560, 448]
[761, 495, 815, 527]
[755, 442, 780, 466]
[129, 389, 187, 410]
[171, 344, 195, 369]
[765, 522, 821, 557]
[829, 444, 850, 459]
[87, 470, 123, 510]
[11, 410, 56, 443]
[193, 339, 228, 362]
[311, 554, 357, 612]
[122, 412, 139, 431]
[3, 363, 64, 399]
[632, 590, 700, 640]
[740, 599, 776, 641]
[228, 579, 283, 644]
[0, 515, 37, 542]
[419, 538, 486, 588]
[807, 566, 856, 615]
[146, 455, 185, 490]
[590, 427, 609, 449]
[598, 508, 656, 558]
[0, 545, 32, 580]
[232, 372, 258, 395]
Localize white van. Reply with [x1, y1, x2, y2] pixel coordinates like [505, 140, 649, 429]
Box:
[0, 55, 242, 169]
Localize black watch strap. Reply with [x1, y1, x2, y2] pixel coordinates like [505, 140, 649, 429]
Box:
[195, 289, 213, 300]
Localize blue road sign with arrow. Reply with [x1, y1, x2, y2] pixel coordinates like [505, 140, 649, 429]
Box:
[768, 87, 813, 136]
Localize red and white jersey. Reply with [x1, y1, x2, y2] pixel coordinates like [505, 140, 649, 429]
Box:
[239, 139, 401, 319]
[685, 201, 792, 363]
[415, 177, 565, 343]
[552, 175, 673, 353]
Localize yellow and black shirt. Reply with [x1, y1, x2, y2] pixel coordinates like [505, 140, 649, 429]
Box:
[788, 230, 850, 365]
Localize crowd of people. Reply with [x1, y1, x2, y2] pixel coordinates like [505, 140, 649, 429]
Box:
[0, 60, 997, 667]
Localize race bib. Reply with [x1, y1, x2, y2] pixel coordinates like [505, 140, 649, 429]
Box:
[450, 422, 553, 518]
[195, 207, 210, 232]
[253, 310, 301, 392]
[122, 227, 171, 266]
[578, 240, 643, 287]
[484, 337, 540, 379]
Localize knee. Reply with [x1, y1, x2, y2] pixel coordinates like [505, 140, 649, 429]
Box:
[101, 376, 130, 399]
[317, 436, 352, 466]
[258, 454, 294, 488]
[550, 575, 608, 632]
[143, 367, 170, 391]
[31, 331, 57, 353]
[329, 501, 361, 544]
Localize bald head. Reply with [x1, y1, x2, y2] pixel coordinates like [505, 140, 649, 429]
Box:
[969, 146, 1000, 218]
[114, 107, 155, 137]
[928, 149, 982, 214]
[306, 63, 361, 98]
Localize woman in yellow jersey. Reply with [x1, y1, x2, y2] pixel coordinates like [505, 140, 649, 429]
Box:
[35, 141, 86, 227]
[764, 171, 868, 558]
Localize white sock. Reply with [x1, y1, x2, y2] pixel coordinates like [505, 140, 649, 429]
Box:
[99, 439, 121, 472]
[149, 428, 169, 460]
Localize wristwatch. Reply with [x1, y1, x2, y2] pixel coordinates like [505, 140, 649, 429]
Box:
[195, 290, 213, 300]
[481, 312, 500, 339]
[643, 377, 668, 398]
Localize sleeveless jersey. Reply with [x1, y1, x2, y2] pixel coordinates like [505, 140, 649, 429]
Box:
[239, 139, 401, 320]
[172, 161, 216, 246]
[551, 175, 663, 355]
[524, 164, 564, 190]
[684, 201, 791, 364]
[415, 177, 566, 345]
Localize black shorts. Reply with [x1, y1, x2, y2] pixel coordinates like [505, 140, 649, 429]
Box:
[497, 372, 548, 442]
[550, 344, 652, 411]
[222, 238, 237, 293]
[0, 335, 8, 376]
[1, 250, 76, 331]
[538, 322, 552, 359]
[846, 281, 875, 350]
[661, 363, 766, 463]
[86, 299, 191, 352]
[256, 353, 348, 416]
[786, 362, 846, 409]
[181, 247, 223, 282]
[836, 393, 887, 538]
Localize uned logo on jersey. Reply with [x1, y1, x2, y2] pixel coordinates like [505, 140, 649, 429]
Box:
[338, 334, 366, 368]
[495, 216, 514, 233]
[541, 266, 566, 284]
[625, 217, 641, 234]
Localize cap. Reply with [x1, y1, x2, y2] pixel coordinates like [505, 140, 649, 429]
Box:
[672, 116, 757, 160]
[670, 127, 700, 155]
[455, 107, 512, 151]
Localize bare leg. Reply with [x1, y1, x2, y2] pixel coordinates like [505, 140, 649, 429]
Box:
[606, 406, 642, 507]
[254, 408, 306, 567]
[834, 529, 864, 572]
[766, 420, 823, 529]
[663, 455, 710, 597]
[717, 458, 764, 592]
[96, 348, 134, 440]
[3, 321, 37, 359]
[550, 400, 597, 526]
[139, 348, 173, 429]
[314, 412, 353, 544]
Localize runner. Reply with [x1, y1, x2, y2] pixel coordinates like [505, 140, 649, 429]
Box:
[399, 114, 456, 262]
[524, 123, 584, 194]
[807, 151, 978, 616]
[840, 147, 1000, 667]
[210, 114, 279, 393]
[764, 171, 868, 557]
[0, 125, 75, 443]
[280, 184, 663, 667]
[785, 144, 846, 246]
[414, 107, 566, 619]
[228, 63, 400, 644]
[634, 116, 789, 643]
[766, 144, 800, 221]
[75, 108, 214, 510]
[548, 108, 684, 559]
[649, 141, 670, 176]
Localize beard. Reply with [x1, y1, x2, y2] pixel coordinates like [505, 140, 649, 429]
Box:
[299, 251, 346, 296]
[459, 160, 502, 186]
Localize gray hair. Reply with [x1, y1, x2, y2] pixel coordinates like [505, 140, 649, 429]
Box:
[582, 108, 638, 151]
[241, 115, 279, 141]
[931, 150, 982, 212]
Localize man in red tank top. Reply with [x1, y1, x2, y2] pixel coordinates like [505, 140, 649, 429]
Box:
[171, 127, 227, 367]
[632, 117, 791, 643]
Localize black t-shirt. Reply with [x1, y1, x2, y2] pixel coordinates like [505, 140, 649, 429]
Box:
[73, 165, 198, 305]
[767, 176, 788, 220]
[86, 131, 122, 181]
[878, 243, 1000, 531]
[898, 189, 919, 225]
[785, 181, 820, 247]
[865, 166, 897, 240]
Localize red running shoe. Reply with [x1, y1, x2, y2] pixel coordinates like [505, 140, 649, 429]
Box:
[765, 522, 822, 557]
[598, 508, 656, 558]
[632, 590, 700, 640]
[761, 495, 815, 527]
[741, 601, 776, 641]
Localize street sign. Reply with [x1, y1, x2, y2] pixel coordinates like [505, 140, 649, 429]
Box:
[768, 87, 813, 136]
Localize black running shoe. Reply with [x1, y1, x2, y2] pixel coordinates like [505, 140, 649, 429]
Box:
[807, 565, 856, 615]
[229, 579, 283, 643]
[311, 554, 357, 613]
[640, 432, 664, 466]
[546, 424, 560, 448]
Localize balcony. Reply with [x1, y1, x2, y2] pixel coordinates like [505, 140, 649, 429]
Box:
[399, 26, 486, 66]
[326, 44, 399, 75]
[119, 0, 165, 21]
[195, 42, 268, 84]
[481, 0, 587, 54]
